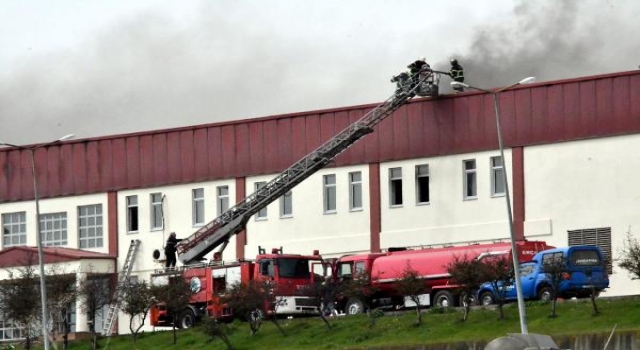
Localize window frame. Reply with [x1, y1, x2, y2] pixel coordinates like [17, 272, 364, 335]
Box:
[78, 204, 103, 248]
[40, 212, 68, 246]
[126, 195, 139, 233]
[490, 156, 506, 197]
[217, 186, 229, 216]
[389, 167, 403, 207]
[254, 181, 268, 220]
[463, 159, 477, 200]
[323, 174, 337, 214]
[192, 188, 205, 226]
[415, 164, 430, 205]
[150, 193, 164, 230]
[349, 171, 363, 211]
[2, 211, 27, 248]
[279, 190, 293, 218]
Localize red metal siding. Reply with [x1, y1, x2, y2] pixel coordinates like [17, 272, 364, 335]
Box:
[193, 128, 209, 181]
[180, 130, 196, 182]
[2, 70, 640, 203]
[139, 135, 155, 187]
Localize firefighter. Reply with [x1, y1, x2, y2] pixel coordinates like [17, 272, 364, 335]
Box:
[408, 56, 430, 75]
[164, 232, 183, 268]
[450, 58, 465, 92]
[391, 70, 411, 95]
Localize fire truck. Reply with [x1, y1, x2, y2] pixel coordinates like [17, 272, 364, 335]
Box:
[149, 67, 445, 328]
[334, 240, 554, 315]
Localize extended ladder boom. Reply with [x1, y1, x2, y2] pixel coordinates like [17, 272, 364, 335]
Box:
[178, 69, 439, 264]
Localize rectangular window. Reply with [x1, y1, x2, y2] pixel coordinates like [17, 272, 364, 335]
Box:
[217, 186, 229, 216]
[280, 190, 293, 218]
[254, 182, 267, 220]
[126, 195, 138, 232]
[349, 171, 363, 211]
[78, 204, 103, 248]
[323, 174, 337, 213]
[491, 156, 505, 196]
[389, 167, 403, 206]
[463, 159, 477, 200]
[40, 212, 67, 246]
[192, 188, 205, 226]
[568, 227, 613, 274]
[2, 212, 27, 247]
[150, 193, 163, 230]
[415, 164, 430, 204]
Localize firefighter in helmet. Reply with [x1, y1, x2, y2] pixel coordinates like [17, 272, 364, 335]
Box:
[450, 58, 465, 92]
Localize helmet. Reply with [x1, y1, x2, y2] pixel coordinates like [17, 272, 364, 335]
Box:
[419, 56, 426, 62]
[450, 59, 458, 65]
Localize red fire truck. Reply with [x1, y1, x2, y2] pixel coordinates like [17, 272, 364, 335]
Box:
[334, 240, 554, 314]
[148, 68, 445, 327]
[150, 248, 325, 327]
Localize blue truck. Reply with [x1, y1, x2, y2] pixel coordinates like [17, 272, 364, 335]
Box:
[477, 245, 609, 305]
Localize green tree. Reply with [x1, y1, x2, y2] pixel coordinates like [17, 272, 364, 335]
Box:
[540, 254, 567, 318]
[339, 271, 380, 327]
[395, 263, 428, 326]
[446, 254, 486, 322]
[201, 316, 234, 350]
[120, 280, 155, 343]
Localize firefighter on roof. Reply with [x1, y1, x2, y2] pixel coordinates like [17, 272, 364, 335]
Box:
[450, 58, 465, 92]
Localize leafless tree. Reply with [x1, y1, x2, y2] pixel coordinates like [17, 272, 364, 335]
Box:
[77, 270, 112, 350]
[222, 280, 285, 336]
[120, 280, 155, 343]
[45, 266, 76, 350]
[299, 276, 339, 330]
[0, 254, 42, 350]
[201, 316, 234, 350]
[150, 276, 193, 345]
[478, 255, 513, 320]
[395, 263, 428, 326]
[618, 228, 640, 280]
[339, 271, 380, 328]
[540, 255, 567, 318]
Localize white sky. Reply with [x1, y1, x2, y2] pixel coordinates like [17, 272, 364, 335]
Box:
[1, 0, 638, 145]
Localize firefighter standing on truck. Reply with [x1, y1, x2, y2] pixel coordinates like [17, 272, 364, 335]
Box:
[450, 58, 465, 92]
[164, 232, 183, 268]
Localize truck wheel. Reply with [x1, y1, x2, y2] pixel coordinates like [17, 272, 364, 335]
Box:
[178, 309, 196, 329]
[345, 298, 365, 315]
[433, 291, 454, 308]
[480, 291, 495, 306]
[538, 286, 553, 302]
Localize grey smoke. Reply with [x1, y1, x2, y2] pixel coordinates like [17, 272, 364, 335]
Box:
[1, 0, 639, 146]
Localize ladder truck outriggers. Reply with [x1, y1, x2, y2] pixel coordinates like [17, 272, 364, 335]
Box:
[149, 67, 443, 328]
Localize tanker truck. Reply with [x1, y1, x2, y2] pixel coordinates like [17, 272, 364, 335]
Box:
[334, 240, 554, 315]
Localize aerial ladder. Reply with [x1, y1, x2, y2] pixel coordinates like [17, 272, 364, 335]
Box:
[177, 67, 443, 265]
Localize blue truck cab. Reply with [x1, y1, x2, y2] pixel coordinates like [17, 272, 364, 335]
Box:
[478, 245, 609, 305]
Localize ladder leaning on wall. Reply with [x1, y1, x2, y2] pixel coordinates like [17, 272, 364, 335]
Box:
[102, 239, 141, 336]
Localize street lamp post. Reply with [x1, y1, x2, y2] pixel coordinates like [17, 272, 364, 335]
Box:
[451, 78, 535, 334]
[0, 134, 75, 350]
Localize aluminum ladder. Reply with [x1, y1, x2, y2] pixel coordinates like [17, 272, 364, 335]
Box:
[102, 239, 141, 336]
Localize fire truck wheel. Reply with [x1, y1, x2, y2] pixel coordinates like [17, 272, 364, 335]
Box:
[178, 309, 196, 329]
[433, 291, 454, 308]
[538, 286, 553, 302]
[248, 309, 264, 322]
[480, 291, 495, 306]
[345, 298, 365, 315]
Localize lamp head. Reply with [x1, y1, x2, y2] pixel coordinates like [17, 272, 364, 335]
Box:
[450, 81, 469, 88]
[519, 77, 536, 84]
[59, 134, 75, 142]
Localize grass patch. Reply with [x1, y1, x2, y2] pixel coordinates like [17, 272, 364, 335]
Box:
[35, 296, 640, 350]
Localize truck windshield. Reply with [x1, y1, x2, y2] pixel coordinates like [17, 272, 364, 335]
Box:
[571, 250, 601, 266]
[277, 258, 311, 278]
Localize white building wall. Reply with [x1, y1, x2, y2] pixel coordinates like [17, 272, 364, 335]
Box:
[245, 164, 371, 258]
[0, 193, 109, 253]
[380, 150, 514, 249]
[524, 134, 640, 297]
